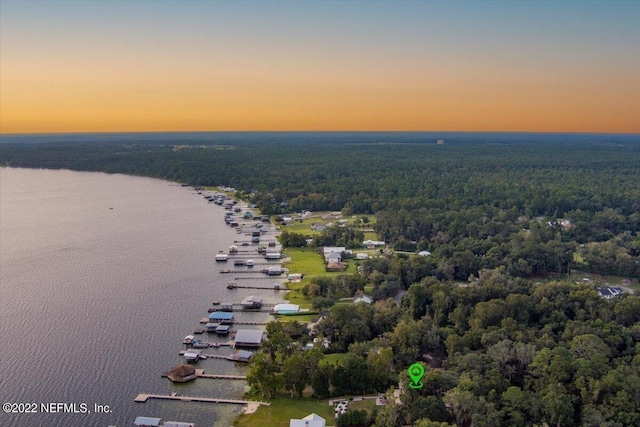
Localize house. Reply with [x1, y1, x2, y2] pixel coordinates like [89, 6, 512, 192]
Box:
[208, 311, 234, 324]
[290, 413, 326, 427]
[597, 286, 623, 299]
[326, 262, 347, 272]
[363, 240, 385, 248]
[323, 246, 345, 255]
[325, 252, 342, 263]
[354, 294, 373, 305]
[282, 216, 293, 225]
[311, 223, 327, 232]
[234, 329, 264, 348]
[273, 303, 300, 315]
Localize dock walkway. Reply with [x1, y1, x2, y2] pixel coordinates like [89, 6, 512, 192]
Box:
[134, 393, 269, 406]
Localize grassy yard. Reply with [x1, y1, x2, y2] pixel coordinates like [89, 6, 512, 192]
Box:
[234, 395, 334, 427]
[319, 352, 348, 366]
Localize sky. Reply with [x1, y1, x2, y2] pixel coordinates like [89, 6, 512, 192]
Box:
[1, 0, 639, 134]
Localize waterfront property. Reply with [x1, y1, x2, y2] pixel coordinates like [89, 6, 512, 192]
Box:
[233, 329, 264, 348]
[228, 349, 254, 362]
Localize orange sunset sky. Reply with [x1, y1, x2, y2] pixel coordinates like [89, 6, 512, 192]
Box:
[1, 1, 639, 134]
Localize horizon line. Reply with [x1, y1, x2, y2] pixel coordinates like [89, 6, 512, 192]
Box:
[2, 129, 639, 137]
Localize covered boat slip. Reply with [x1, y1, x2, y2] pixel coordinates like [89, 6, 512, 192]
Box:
[134, 416, 195, 427]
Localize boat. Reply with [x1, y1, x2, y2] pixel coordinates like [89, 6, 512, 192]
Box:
[215, 252, 229, 262]
[245, 259, 254, 267]
[227, 283, 236, 289]
[212, 342, 221, 348]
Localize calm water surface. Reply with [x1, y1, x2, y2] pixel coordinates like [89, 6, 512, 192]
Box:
[0, 168, 280, 427]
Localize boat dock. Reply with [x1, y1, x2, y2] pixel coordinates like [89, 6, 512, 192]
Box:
[199, 318, 268, 325]
[134, 393, 270, 406]
[197, 373, 246, 380]
[225, 283, 287, 290]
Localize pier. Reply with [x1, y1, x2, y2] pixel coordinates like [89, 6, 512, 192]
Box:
[134, 393, 270, 406]
[199, 318, 269, 325]
[225, 283, 287, 290]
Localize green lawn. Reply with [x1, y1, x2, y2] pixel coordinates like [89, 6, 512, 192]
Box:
[234, 395, 334, 427]
[319, 352, 348, 366]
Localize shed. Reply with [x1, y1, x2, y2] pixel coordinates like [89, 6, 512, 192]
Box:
[208, 311, 234, 324]
[234, 329, 264, 347]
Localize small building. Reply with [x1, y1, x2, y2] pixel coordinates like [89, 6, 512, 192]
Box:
[220, 302, 234, 311]
[288, 273, 303, 281]
[234, 329, 264, 348]
[241, 295, 263, 309]
[205, 322, 220, 331]
[209, 311, 234, 324]
[265, 251, 281, 259]
[134, 417, 163, 427]
[290, 413, 326, 427]
[273, 303, 300, 315]
[311, 223, 327, 232]
[228, 350, 254, 362]
[356, 253, 369, 260]
[326, 262, 347, 272]
[164, 422, 196, 427]
[266, 266, 283, 276]
[215, 324, 231, 335]
[183, 349, 202, 363]
[166, 364, 197, 383]
[418, 251, 432, 257]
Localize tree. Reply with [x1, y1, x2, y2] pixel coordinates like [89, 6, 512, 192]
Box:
[246, 352, 282, 399]
[283, 352, 309, 397]
[311, 364, 332, 399]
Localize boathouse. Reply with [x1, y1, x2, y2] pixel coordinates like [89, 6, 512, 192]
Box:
[134, 417, 162, 426]
[234, 329, 264, 348]
[166, 364, 197, 383]
[209, 311, 234, 324]
[273, 303, 300, 315]
[228, 350, 254, 362]
[241, 295, 263, 309]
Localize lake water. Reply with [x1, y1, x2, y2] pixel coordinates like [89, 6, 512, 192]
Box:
[0, 167, 282, 427]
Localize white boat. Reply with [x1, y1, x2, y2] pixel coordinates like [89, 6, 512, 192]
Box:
[215, 252, 229, 262]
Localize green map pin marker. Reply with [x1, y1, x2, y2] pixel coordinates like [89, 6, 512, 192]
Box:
[408, 362, 425, 389]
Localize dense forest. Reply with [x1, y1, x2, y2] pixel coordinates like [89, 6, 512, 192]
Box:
[9, 131, 633, 280]
[248, 270, 640, 427]
[2, 132, 639, 425]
